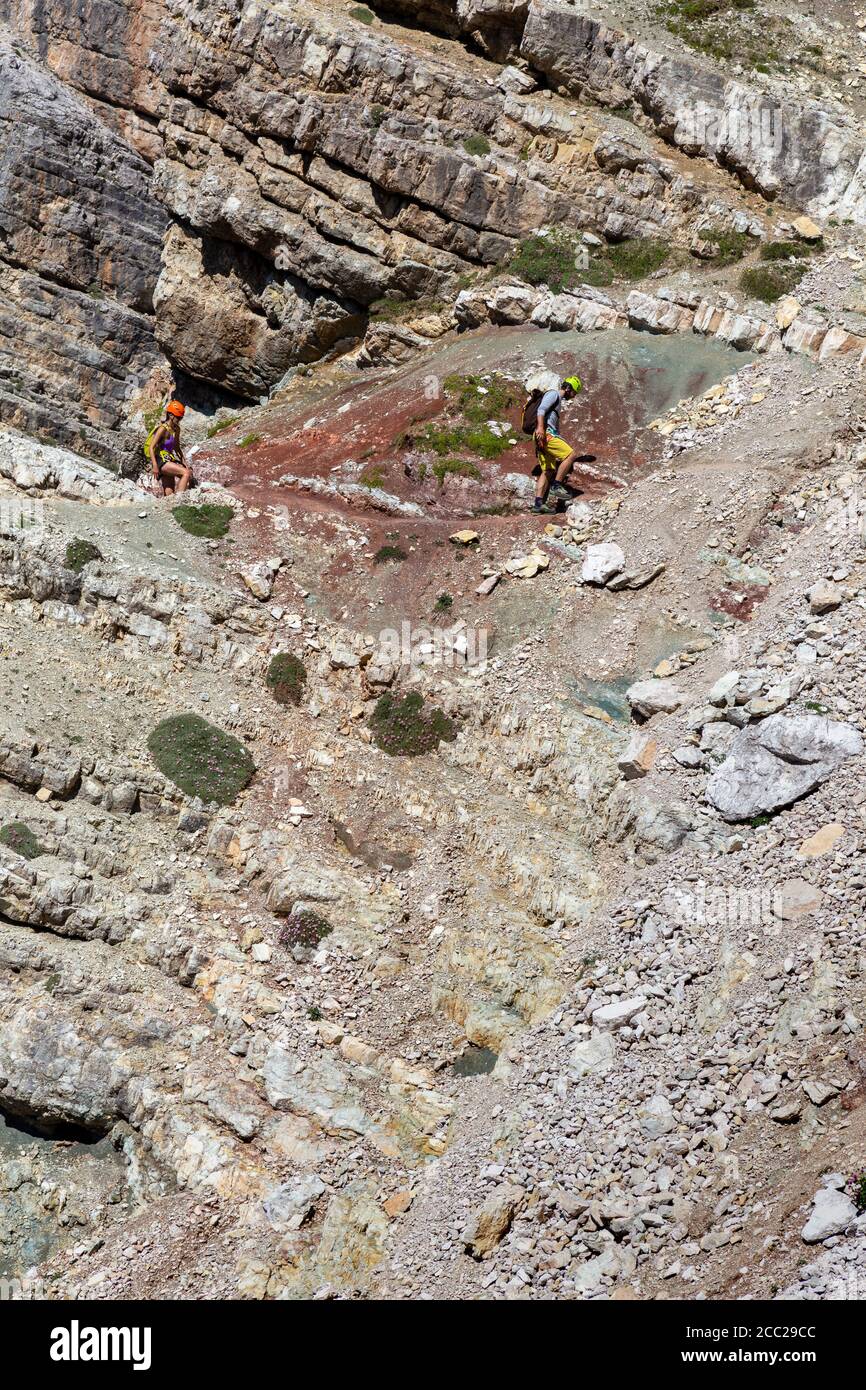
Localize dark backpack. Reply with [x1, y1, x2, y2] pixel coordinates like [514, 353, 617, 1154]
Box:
[521, 389, 544, 435]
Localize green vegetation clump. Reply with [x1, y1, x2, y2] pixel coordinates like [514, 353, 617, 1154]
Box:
[207, 416, 241, 437]
[0, 822, 46, 860]
[700, 226, 751, 264]
[846, 1171, 866, 1215]
[760, 240, 814, 261]
[373, 544, 407, 564]
[148, 714, 255, 805]
[279, 909, 333, 952]
[442, 373, 518, 423]
[463, 134, 491, 157]
[65, 539, 102, 573]
[419, 421, 512, 459]
[370, 691, 457, 757]
[740, 263, 806, 303]
[360, 464, 386, 489]
[238, 433, 261, 449]
[369, 104, 386, 128]
[370, 294, 447, 323]
[510, 229, 583, 293]
[172, 502, 234, 538]
[606, 239, 670, 278]
[510, 230, 669, 292]
[434, 592, 453, 612]
[655, 0, 792, 69]
[349, 4, 375, 22]
[266, 652, 307, 706]
[432, 457, 481, 486]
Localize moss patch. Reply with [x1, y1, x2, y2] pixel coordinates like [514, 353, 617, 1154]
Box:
[238, 433, 261, 449]
[148, 714, 255, 805]
[348, 3, 375, 21]
[0, 822, 46, 860]
[172, 503, 234, 538]
[370, 691, 457, 756]
[65, 539, 102, 573]
[266, 653, 307, 706]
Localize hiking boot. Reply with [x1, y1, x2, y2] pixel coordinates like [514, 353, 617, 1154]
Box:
[530, 501, 557, 515]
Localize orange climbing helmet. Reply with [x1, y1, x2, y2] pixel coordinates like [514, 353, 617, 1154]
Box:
[165, 399, 186, 418]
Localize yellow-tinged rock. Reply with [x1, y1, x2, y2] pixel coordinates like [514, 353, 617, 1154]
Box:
[776, 296, 801, 330]
[797, 823, 844, 858]
[654, 658, 676, 678]
[383, 1190, 414, 1219]
[35, 787, 51, 802]
[792, 214, 822, 241]
[450, 529, 480, 545]
[750, 392, 766, 404]
[581, 704, 613, 723]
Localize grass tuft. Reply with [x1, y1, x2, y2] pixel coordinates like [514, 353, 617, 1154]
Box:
[172, 503, 234, 538]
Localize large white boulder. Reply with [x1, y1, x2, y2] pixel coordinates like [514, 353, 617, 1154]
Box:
[706, 714, 863, 822]
[801, 1187, 856, 1244]
[582, 542, 625, 585]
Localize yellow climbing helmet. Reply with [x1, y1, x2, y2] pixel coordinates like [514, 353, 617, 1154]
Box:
[562, 375, 582, 394]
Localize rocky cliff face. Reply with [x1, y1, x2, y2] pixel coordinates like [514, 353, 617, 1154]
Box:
[5, 0, 864, 466]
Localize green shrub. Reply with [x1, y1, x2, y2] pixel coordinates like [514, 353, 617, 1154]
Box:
[740, 263, 806, 303]
[0, 822, 46, 860]
[760, 240, 814, 261]
[369, 104, 386, 128]
[360, 464, 386, 489]
[700, 226, 750, 264]
[432, 457, 482, 486]
[463, 134, 491, 157]
[238, 433, 261, 449]
[279, 909, 333, 952]
[266, 653, 307, 706]
[349, 4, 375, 21]
[148, 714, 255, 805]
[606, 239, 669, 278]
[370, 691, 457, 756]
[435, 592, 453, 612]
[172, 503, 234, 538]
[419, 421, 512, 460]
[65, 539, 102, 573]
[510, 230, 581, 293]
[207, 416, 241, 437]
[373, 544, 407, 564]
[442, 373, 519, 423]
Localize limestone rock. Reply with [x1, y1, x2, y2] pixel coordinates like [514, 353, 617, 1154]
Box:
[582, 542, 625, 585]
[462, 1183, 525, 1257]
[801, 1188, 856, 1243]
[626, 678, 684, 719]
[706, 715, 863, 822]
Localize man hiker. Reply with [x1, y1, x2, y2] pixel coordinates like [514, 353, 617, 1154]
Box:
[530, 375, 582, 513]
[147, 400, 192, 495]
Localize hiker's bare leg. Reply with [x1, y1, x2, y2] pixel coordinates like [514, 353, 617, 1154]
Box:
[536, 469, 552, 502]
[555, 450, 577, 484]
[160, 461, 191, 494]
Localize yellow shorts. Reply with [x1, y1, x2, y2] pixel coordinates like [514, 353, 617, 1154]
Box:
[536, 435, 573, 473]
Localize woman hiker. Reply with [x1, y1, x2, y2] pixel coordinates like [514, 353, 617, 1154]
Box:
[147, 400, 192, 495]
